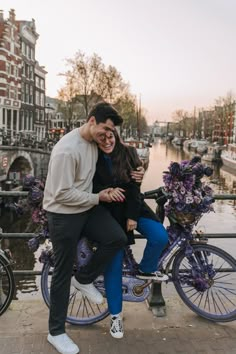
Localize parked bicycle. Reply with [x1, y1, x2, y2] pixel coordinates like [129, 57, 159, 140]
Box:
[0, 228, 15, 316]
[26, 157, 236, 324]
[3, 157, 236, 323]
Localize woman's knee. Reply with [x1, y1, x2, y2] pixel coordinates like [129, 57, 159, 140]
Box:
[145, 223, 168, 247]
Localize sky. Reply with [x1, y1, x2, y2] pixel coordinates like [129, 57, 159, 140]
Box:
[3, 0, 236, 123]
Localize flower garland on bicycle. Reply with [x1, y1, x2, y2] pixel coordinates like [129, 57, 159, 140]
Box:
[163, 156, 215, 241]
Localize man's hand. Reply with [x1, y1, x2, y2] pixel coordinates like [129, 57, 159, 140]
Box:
[130, 166, 145, 183]
[108, 187, 125, 202]
[98, 188, 125, 203]
[127, 218, 137, 231]
[98, 188, 113, 203]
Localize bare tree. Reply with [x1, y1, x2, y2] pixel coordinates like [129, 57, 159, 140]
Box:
[58, 51, 129, 119]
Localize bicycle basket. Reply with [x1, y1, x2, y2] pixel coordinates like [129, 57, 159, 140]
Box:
[170, 211, 200, 226]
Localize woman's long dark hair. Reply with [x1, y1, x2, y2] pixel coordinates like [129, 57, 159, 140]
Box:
[110, 130, 142, 182]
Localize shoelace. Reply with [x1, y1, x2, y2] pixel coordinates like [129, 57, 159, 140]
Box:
[111, 317, 123, 333]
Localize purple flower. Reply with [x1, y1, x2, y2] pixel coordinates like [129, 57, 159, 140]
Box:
[169, 162, 181, 176]
[162, 158, 215, 224]
[28, 237, 40, 252]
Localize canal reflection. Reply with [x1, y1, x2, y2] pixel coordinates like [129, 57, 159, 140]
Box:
[2, 137, 236, 298]
[142, 138, 236, 259]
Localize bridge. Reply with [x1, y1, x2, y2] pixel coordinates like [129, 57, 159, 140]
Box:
[0, 146, 50, 189]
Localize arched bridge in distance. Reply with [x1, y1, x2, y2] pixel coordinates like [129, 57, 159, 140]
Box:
[0, 146, 50, 189]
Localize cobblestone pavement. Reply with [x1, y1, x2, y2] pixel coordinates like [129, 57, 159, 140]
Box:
[1, 284, 236, 354]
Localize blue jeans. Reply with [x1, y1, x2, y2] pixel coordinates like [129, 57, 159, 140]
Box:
[104, 217, 168, 315]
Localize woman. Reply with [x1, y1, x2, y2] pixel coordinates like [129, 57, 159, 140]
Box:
[93, 129, 168, 339]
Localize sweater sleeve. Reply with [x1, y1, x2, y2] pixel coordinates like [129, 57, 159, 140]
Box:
[48, 153, 99, 207]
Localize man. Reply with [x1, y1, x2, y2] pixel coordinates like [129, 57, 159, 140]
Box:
[43, 102, 129, 354]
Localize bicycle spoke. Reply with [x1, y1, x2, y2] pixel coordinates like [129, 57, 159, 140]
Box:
[211, 289, 222, 314]
[41, 263, 109, 325]
[216, 291, 229, 314]
[217, 289, 236, 306]
[173, 244, 236, 321]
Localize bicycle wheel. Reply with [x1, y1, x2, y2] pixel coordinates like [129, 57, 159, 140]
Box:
[0, 254, 15, 316]
[172, 244, 236, 322]
[41, 261, 109, 325]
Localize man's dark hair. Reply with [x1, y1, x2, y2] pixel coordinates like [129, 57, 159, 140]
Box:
[87, 102, 123, 126]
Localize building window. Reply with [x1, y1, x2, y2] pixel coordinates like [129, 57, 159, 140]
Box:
[22, 42, 25, 55]
[25, 84, 29, 103]
[3, 108, 5, 125]
[14, 87, 17, 100]
[13, 110, 17, 131]
[24, 111, 28, 130]
[36, 76, 40, 88]
[40, 79, 45, 90]
[29, 111, 33, 130]
[40, 93, 44, 107]
[36, 91, 40, 105]
[7, 109, 11, 130]
[40, 110, 44, 121]
[19, 110, 23, 131]
[29, 86, 33, 104]
[35, 109, 39, 121]
[6, 62, 10, 75]
[6, 85, 10, 98]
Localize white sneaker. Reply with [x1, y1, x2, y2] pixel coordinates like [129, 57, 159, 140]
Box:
[137, 270, 169, 282]
[110, 315, 124, 339]
[47, 333, 79, 354]
[71, 277, 103, 304]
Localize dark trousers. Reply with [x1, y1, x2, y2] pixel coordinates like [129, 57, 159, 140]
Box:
[47, 205, 127, 335]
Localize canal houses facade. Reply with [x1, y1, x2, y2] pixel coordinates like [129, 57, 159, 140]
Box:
[0, 9, 47, 142]
[34, 61, 47, 141]
[17, 18, 38, 135]
[0, 9, 22, 140]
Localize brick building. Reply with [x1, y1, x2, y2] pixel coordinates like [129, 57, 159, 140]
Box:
[0, 9, 21, 139]
[0, 9, 46, 142]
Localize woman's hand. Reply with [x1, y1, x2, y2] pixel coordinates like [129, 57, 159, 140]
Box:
[108, 187, 126, 202]
[130, 166, 145, 183]
[127, 218, 137, 232]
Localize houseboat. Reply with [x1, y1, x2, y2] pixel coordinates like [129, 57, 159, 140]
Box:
[202, 144, 222, 163]
[221, 144, 236, 170]
[125, 139, 150, 170]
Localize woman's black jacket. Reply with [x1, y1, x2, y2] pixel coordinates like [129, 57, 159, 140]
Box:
[93, 152, 160, 244]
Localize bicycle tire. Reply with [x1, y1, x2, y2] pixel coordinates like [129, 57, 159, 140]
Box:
[172, 243, 236, 322]
[41, 261, 110, 325]
[0, 254, 15, 316]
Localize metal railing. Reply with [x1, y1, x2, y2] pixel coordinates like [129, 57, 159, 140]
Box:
[1, 190, 236, 316]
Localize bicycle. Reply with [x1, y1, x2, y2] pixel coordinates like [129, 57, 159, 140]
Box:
[26, 157, 236, 324]
[0, 228, 15, 316]
[26, 188, 236, 326]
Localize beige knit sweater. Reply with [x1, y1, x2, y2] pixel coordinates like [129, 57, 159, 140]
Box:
[43, 128, 99, 214]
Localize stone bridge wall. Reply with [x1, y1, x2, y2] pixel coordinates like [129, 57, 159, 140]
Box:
[0, 146, 50, 186]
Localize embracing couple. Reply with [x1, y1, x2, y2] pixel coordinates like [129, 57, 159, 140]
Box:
[43, 102, 169, 354]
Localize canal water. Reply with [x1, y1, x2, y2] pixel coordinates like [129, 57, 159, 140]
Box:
[2, 138, 236, 299]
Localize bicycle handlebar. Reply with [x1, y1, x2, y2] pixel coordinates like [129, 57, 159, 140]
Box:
[143, 187, 163, 198]
[143, 187, 169, 202]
